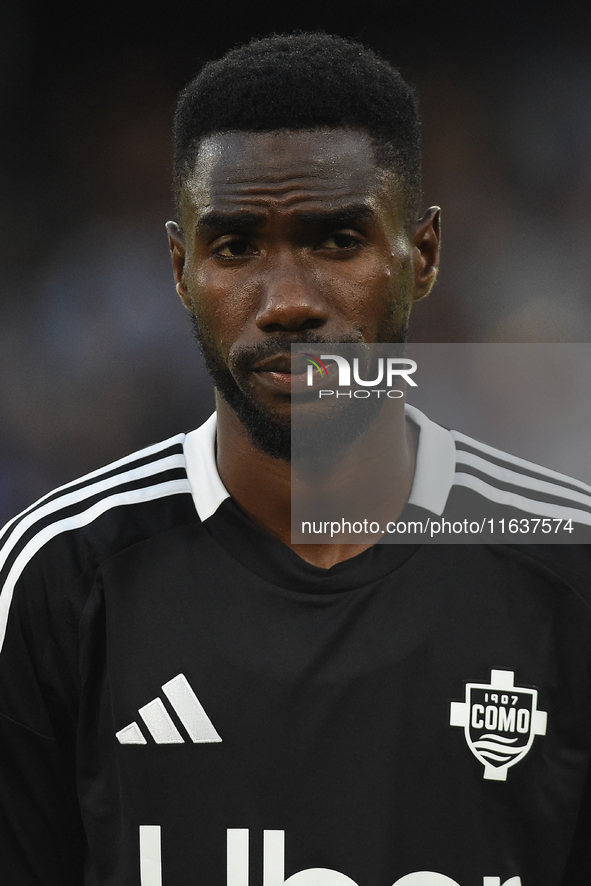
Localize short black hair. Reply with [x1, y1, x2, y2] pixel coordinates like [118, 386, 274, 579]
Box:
[173, 32, 421, 225]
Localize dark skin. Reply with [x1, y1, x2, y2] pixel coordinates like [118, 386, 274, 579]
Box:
[167, 129, 440, 568]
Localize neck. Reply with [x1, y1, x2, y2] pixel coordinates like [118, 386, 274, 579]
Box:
[214, 396, 418, 569]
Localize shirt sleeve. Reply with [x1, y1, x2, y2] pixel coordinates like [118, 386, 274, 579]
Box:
[0, 529, 86, 886]
[559, 755, 591, 884]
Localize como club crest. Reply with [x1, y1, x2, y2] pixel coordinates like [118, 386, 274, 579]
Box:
[450, 669, 547, 781]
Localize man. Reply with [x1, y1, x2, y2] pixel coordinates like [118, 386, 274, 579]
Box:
[1, 32, 591, 886]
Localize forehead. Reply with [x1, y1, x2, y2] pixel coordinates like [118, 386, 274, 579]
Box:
[181, 129, 398, 223]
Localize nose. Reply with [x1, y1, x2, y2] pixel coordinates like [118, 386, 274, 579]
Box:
[255, 249, 329, 333]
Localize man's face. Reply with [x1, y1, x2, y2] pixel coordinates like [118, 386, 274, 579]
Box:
[168, 129, 439, 458]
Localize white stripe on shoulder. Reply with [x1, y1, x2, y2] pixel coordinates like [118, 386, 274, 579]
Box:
[0, 434, 186, 546]
[0, 453, 187, 578]
[454, 471, 591, 525]
[451, 429, 591, 494]
[456, 450, 591, 510]
[183, 414, 230, 521]
[0, 479, 191, 655]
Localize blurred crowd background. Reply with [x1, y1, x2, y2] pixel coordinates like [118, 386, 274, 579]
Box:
[1, 1, 591, 521]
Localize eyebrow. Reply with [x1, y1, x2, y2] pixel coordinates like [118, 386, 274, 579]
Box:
[197, 211, 265, 234]
[196, 203, 376, 235]
[290, 204, 376, 228]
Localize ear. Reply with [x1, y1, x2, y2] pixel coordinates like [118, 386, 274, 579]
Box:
[166, 221, 191, 309]
[411, 206, 441, 302]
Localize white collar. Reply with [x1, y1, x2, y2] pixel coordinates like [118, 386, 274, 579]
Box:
[183, 405, 456, 522]
[404, 405, 456, 515]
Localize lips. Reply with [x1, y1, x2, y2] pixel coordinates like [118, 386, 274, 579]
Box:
[250, 353, 338, 396]
[250, 353, 316, 395]
[251, 354, 295, 373]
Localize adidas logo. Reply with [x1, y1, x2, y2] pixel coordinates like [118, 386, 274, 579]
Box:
[116, 673, 222, 745]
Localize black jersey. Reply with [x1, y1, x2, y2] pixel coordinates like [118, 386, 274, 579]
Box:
[1, 407, 591, 886]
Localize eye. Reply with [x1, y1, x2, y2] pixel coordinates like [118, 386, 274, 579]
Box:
[320, 232, 361, 250]
[214, 238, 254, 258]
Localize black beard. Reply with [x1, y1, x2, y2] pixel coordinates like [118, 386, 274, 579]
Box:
[190, 312, 409, 462]
[190, 312, 295, 459]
